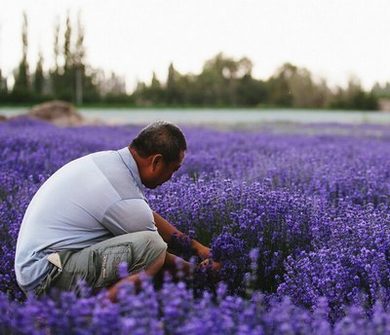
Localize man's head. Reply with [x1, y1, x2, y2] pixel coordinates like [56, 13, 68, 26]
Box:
[129, 121, 187, 189]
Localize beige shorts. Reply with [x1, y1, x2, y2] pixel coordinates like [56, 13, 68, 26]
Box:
[34, 231, 167, 297]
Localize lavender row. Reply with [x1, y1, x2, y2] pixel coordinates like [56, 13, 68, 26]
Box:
[0, 116, 389, 331]
[0, 279, 389, 335]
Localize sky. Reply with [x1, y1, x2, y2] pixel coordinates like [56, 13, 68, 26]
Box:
[0, 0, 389, 91]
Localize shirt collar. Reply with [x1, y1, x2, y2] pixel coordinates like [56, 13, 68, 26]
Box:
[117, 147, 144, 192]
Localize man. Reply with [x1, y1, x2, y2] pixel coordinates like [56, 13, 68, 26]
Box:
[15, 121, 218, 302]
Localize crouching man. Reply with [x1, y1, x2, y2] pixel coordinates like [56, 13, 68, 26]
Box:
[14, 121, 219, 302]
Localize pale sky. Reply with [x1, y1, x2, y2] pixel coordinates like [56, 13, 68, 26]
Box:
[0, 0, 389, 91]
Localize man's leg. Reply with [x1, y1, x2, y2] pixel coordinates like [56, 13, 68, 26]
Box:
[105, 251, 223, 303]
[41, 231, 167, 298]
[106, 249, 167, 302]
[161, 252, 192, 277]
[107, 251, 193, 301]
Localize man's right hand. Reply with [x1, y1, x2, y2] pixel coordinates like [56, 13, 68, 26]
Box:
[197, 258, 222, 272]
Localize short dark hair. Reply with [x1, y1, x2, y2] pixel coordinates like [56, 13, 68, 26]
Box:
[130, 121, 187, 163]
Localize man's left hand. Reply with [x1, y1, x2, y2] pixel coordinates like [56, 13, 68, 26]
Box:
[194, 244, 212, 260]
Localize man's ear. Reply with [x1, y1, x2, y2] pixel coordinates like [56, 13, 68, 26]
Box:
[151, 154, 163, 172]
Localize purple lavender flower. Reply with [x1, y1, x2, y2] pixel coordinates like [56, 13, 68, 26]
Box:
[0, 117, 389, 332]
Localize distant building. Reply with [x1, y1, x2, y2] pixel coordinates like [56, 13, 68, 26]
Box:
[378, 98, 390, 112]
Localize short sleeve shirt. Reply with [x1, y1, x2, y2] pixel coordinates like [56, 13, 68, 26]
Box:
[14, 147, 156, 292]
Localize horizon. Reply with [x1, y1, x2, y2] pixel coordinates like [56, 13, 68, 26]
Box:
[1, 0, 389, 92]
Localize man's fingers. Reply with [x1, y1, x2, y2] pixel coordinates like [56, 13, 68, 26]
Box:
[197, 258, 221, 271]
[211, 261, 222, 271]
[196, 245, 211, 260]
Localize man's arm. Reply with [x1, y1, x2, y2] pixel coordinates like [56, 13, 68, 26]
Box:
[153, 211, 211, 260]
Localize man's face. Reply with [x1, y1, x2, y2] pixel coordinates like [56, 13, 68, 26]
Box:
[146, 150, 185, 189]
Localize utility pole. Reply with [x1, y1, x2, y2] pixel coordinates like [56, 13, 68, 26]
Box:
[0, 23, 2, 67]
[0, 24, 4, 93]
[75, 65, 83, 105]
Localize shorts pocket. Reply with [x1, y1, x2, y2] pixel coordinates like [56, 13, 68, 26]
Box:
[34, 264, 62, 298]
[93, 243, 132, 288]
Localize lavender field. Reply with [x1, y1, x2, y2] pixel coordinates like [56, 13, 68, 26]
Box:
[0, 116, 389, 334]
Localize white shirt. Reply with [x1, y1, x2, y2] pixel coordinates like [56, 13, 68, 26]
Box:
[15, 147, 156, 292]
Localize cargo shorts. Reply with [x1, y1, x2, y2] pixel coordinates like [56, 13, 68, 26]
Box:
[33, 231, 167, 298]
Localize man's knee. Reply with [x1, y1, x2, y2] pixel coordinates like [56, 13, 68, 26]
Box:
[129, 231, 167, 272]
[135, 230, 167, 248]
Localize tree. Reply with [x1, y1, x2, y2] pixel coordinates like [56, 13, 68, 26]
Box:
[98, 71, 126, 96]
[13, 12, 31, 99]
[237, 74, 267, 106]
[53, 19, 61, 74]
[199, 53, 234, 105]
[166, 63, 181, 105]
[63, 13, 72, 71]
[287, 67, 331, 108]
[330, 76, 378, 110]
[0, 68, 8, 104]
[372, 82, 390, 98]
[149, 72, 164, 104]
[198, 53, 256, 106]
[48, 19, 62, 98]
[267, 63, 295, 107]
[0, 68, 7, 95]
[203, 52, 230, 105]
[59, 13, 74, 101]
[48, 12, 103, 103]
[74, 13, 85, 104]
[266, 63, 332, 108]
[32, 51, 45, 97]
[0, 25, 6, 98]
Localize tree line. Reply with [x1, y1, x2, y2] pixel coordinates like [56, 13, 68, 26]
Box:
[0, 12, 126, 106]
[0, 13, 389, 110]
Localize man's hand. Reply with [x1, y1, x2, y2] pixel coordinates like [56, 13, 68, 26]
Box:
[198, 258, 222, 272]
[192, 243, 212, 260]
[153, 212, 213, 260]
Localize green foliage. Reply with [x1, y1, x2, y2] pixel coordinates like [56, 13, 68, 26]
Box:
[330, 77, 378, 110]
[372, 82, 390, 98]
[32, 52, 45, 96]
[12, 12, 30, 101]
[131, 55, 379, 110]
[166, 63, 181, 105]
[0, 14, 381, 110]
[0, 69, 8, 96]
